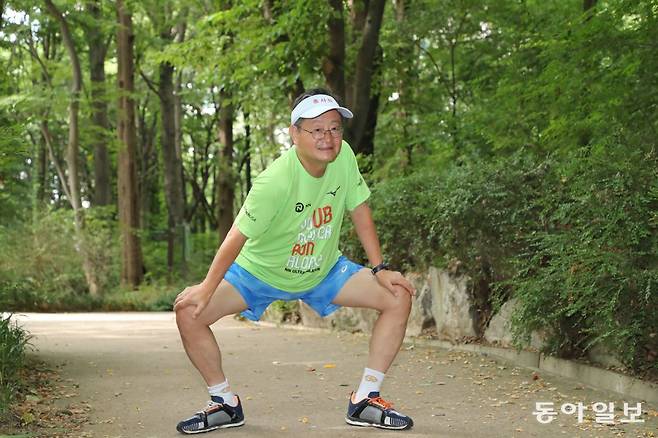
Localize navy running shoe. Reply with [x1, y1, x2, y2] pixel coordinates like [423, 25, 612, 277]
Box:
[346, 391, 413, 430]
[176, 395, 245, 434]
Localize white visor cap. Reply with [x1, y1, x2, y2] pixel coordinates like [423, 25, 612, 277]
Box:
[290, 94, 353, 125]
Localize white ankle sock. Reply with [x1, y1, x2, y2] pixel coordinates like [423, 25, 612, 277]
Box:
[208, 380, 237, 406]
[354, 367, 385, 402]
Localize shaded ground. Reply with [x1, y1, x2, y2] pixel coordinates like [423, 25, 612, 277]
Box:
[5, 313, 657, 438]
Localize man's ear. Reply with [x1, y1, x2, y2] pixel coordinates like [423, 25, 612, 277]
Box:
[289, 125, 297, 145]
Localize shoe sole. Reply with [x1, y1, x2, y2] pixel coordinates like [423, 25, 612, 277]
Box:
[345, 416, 411, 430]
[177, 420, 245, 434]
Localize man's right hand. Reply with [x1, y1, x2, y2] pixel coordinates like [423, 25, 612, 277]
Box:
[173, 283, 214, 319]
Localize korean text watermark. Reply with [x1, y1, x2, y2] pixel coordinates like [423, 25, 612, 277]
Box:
[533, 402, 644, 424]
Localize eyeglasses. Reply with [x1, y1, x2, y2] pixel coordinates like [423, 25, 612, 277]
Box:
[298, 126, 343, 140]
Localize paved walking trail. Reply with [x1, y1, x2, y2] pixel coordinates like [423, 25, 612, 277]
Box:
[12, 313, 656, 437]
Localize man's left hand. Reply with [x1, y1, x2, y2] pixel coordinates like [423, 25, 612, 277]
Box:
[374, 269, 416, 297]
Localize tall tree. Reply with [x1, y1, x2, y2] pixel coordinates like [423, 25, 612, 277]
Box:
[323, 0, 346, 102]
[215, 89, 235, 242]
[44, 0, 99, 295]
[151, 5, 188, 274]
[116, 0, 144, 287]
[322, 0, 386, 156]
[84, 0, 112, 206]
[349, 0, 386, 155]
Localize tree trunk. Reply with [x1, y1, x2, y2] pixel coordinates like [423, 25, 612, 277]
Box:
[44, 0, 99, 296]
[86, 0, 112, 206]
[244, 112, 252, 194]
[158, 60, 187, 274]
[347, 0, 386, 155]
[215, 91, 235, 243]
[117, 0, 144, 288]
[174, 70, 186, 212]
[323, 0, 346, 103]
[36, 136, 47, 203]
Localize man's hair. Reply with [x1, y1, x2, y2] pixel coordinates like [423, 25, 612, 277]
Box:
[292, 88, 344, 127]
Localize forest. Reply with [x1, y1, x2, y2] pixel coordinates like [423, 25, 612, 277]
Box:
[0, 0, 656, 412]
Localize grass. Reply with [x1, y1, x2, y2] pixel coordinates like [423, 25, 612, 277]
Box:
[0, 314, 31, 418]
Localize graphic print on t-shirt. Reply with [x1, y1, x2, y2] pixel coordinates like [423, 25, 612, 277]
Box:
[234, 141, 371, 292]
[286, 205, 334, 274]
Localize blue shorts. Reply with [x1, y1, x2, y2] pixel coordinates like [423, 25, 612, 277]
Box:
[224, 256, 364, 321]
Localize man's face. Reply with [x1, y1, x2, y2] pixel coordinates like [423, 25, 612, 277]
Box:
[290, 110, 343, 174]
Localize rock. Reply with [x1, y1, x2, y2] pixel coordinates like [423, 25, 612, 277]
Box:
[405, 271, 434, 337]
[299, 301, 378, 334]
[429, 267, 477, 340]
[299, 301, 332, 329]
[587, 342, 624, 368]
[484, 298, 517, 346]
[331, 306, 379, 333]
[484, 298, 545, 349]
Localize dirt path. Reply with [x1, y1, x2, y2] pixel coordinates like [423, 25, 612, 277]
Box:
[11, 313, 656, 437]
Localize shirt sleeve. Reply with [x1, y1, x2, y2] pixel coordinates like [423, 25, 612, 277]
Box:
[235, 170, 283, 239]
[344, 145, 371, 211]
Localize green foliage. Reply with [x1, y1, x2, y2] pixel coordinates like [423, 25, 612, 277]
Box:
[0, 314, 31, 416]
[509, 147, 658, 373]
[0, 210, 86, 311]
[1, 0, 656, 379]
[0, 124, 31, 224]
[343, 145, 657, 373]
[0, 207, 119, 311]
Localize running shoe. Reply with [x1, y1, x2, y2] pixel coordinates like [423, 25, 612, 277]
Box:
[176, 395, 244, 434]
[345, 391, 413, 430]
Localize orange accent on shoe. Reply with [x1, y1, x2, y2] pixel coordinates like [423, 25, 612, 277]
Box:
[369, 396, 393, 410]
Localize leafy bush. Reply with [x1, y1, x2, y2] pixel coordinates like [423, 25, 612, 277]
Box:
[342, 147, 657, 374]
[0, 207, 119, 311]
[508, 147, 658, 373]
[0, 314, 30, 416]
[343, 150, 548, 331]
[0, 210, 87, 311]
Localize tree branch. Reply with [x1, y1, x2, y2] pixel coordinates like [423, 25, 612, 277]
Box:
[139, 67, 162, 98]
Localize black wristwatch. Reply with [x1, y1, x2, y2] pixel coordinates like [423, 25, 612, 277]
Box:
[371, 262, 390, 276]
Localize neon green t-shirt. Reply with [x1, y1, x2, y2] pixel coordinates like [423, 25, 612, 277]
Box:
[234, 141, 370, 292]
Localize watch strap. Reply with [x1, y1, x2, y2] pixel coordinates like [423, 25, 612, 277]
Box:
[371, 262, 390, 275]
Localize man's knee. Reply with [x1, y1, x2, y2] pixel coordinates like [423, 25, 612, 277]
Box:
[385, 287, 412, 318]
[175, 305, 200, 331]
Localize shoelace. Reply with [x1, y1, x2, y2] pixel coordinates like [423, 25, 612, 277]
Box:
[205, 401, 224, 412]
[369, 396, 393, 410]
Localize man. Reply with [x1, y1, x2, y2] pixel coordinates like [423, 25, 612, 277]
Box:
[174, 88, 415, 434]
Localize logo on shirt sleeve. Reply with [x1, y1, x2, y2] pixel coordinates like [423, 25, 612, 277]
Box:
[244, 208, 256, 222]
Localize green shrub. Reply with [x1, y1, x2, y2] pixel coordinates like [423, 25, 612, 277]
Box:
[0, 314, 30, 416]
[508, 147, 658, 373]
[342, 150, 548, 332]
[0, 207, 119, 311]
[342, 147, 657, 374]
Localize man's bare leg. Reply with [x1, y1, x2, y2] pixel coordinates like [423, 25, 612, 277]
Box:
[175, 280, 248, 386]
[331, 268, 412, 373]
[332, 268, 414, 429]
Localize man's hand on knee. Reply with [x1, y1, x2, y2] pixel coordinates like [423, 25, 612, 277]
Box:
[374, 270, 416, 297]
[174, 283, 214, 319]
